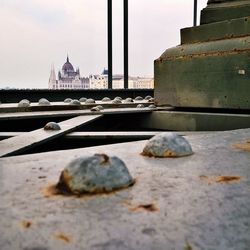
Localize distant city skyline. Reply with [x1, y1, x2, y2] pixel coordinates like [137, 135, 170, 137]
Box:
[48, 55, 154, 90]
[0, 0, 207, 89]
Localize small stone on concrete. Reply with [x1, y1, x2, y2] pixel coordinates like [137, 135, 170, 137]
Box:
[148, 104, 157, 109]
[124, 98, 133, 103]
[79, 97, 87, 102]
[64, 98, 72, 103]
[102, 97, 111, 102]
[85, 98, 95, 104]
[44, 122, 61, 131]
[142, 132, 193, 158]
[38, 98, 50, 106]
[56, 154, 134, 194]
[91, 106, 100, 112]
[69, 99, 81, 105]
[96, 105, 104, 110]
[137, 104, 145, 108]
[18, 99, 30, 107]
[145, 95, 152, 100]
[135, 96, 143, 101]
[112, 99, 122, 104]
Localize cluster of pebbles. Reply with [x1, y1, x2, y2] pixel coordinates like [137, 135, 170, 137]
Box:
[17, 95, 154, 109]
[54, 132, 193, 195]
[17, 94, 191, 195]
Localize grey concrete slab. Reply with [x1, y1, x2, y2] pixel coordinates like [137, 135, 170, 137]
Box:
[0, 115, 102, 157]
[0, 129, 249, 250]
[0, 132, 23, 139]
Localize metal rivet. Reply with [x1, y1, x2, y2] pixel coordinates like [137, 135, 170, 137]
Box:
[56, 154, 135, 194]
[85, 98, 95, 104]
[18, 99, 30, 107]
[142, 132, 193, 158]
[38, 98, 50, 106]
[44, 122, 61, 131]
[69, 99, 81, 105]
[79, 97, 87, 102]
[64, 98, 72, 103]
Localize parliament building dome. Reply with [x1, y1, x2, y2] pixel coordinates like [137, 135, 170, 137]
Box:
[62, 56, 74, 72]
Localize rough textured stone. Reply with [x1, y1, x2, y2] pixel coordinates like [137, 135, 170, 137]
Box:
[148, 98, 154, 102]
[135, 96, 143, 101]
[90, 106, 101, 112]
[114, 97, 122, 101]
[56, 154, 134, 194]
[124, 97, 133, 103]
[137, 104, 145, 108]
[112, 99, 122, 104]
[64, 98, 72, 103]
[79, 97, 87, 103]
[142, 132, 193, 157]
[85, 98, 95, 104]
[38, 98, 50, 106]
[44, 122, 61, 131]
[148, 104, 157, 109]
[18, 99, 30, 107]
[96, 105, 104, 110]
[69, 99, 81, 105]
[144, 95, 152, 100]
[102, 97, 111, 102]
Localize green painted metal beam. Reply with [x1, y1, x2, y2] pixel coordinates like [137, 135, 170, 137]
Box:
[181, 16, 250, 44]
[141, 111, 250, 131]
[200, 0, 250, 24]
[154, 37, 250, 109]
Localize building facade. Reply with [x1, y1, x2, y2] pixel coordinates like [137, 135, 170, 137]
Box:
[48, 56, 89, 89]
[89, 69, 108, 89]
[49, 57, 154, 89]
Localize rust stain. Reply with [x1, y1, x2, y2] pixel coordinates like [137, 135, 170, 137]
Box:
[161, 48, 250, 62]
[20, 220, 32, 229]
[56, 169, 72, 194]
[128, 203, 159, 212]
[232, 140, 250, 152]
[54, 233, 72, 243]
[42, 184, 64, 198]
[184, 241, 193, 250]
[140, 151, 153, 157]
[215, 176, 241, 183]
[163, 150, 176, 157]
[38, 176, 47, 179]
[95, 153, 109, 164]
[42, 179, 136, 199]
[200, 175, 241, 184]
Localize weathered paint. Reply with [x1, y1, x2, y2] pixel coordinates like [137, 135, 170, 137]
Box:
[181, 16, 250, 44]
[200, 0, 250, 24]
[155, 37, 250, 109]
[141, 111, 250, 131]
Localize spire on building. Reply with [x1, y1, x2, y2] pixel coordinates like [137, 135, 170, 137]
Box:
[49, 64, 56, 81]
[48, 64, 57, 88]
[67, 54, 69, 63]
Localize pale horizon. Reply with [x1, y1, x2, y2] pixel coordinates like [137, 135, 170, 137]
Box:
[0, 0, 207, 89]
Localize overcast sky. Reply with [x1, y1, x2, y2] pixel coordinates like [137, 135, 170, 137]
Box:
[0, 0, 207, 88]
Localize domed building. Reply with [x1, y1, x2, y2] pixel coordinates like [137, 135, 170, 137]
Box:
[48, 56, 89, 89]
